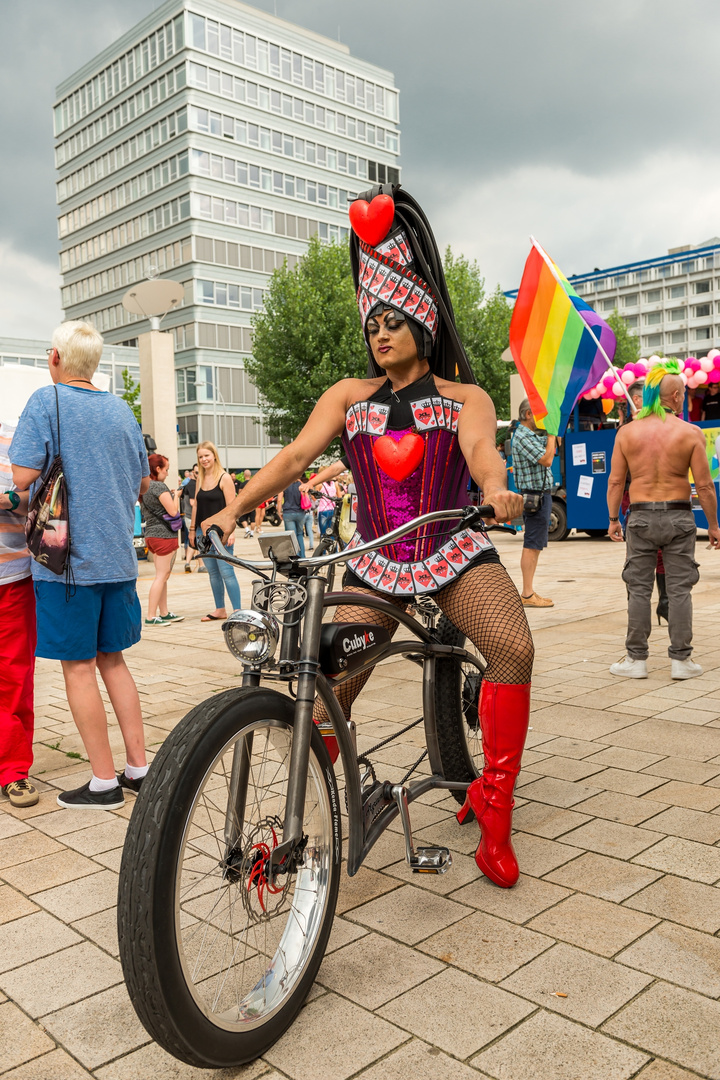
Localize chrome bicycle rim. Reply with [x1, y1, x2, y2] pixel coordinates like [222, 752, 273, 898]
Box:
[173, 719, 332, 1032]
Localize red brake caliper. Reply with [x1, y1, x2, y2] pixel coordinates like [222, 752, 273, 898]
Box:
[246, 824, 285, 912]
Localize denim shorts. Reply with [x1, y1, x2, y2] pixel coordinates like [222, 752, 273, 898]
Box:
[34, 579, 141, 661]
[522, 492, 552, 550]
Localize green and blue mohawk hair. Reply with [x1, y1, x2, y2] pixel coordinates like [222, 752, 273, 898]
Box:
[638, 358, 682, 420]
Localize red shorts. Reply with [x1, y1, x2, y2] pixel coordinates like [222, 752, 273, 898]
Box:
[146, 536, 179, 556]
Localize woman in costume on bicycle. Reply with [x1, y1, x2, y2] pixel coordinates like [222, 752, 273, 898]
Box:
[203, 184, 532, 889]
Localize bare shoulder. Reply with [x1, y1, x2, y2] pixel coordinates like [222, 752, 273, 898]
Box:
[325, 376, 383, 411]
[435, 380, 488, 407]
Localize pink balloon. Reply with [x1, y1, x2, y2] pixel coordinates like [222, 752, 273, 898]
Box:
[686, 357, 700, 372]
[700, 356, 714, 372]
[697, 371, 709, 384]
[612, 381, 624, 396]
[707, 349, 720, 360]
[602, 371, 616, 387]
[637, 358, 650, 370]
[621, 370, 635, 384]
[679, 373, 688, 385]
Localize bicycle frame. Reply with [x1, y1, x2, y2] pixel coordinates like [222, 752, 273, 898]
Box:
[203, 506, 490, 878]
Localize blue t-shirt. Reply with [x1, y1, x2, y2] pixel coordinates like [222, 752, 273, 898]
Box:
[10, 384, 149, 584]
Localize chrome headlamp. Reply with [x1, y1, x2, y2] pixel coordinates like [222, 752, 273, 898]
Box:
[222, 610, 280, 666]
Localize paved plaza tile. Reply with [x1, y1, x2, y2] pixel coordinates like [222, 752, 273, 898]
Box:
[2, 533, 720, 1077]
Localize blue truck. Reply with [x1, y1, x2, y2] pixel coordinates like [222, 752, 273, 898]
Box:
[506, 409, 720, 541]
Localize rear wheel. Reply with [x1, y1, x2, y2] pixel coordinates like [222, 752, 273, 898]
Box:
[117, 688, 340, 1068]
[548, 498, 569, 541]
[433, 616, 486, 803]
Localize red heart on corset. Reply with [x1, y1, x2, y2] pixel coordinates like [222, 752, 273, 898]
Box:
[458, 536, 474, 551]
[372, 432, 425, 482]
[398, 573, 412, 590]
[432, 560, 449, 577]
[349, 194, 395, 247]
[414, 407, 433, 425]
[415, 570, 432, 586]
[347, 413, 356, 431]
[368, 411, 384, 429]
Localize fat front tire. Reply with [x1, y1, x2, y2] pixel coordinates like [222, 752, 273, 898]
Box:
[117, 687, 341, 1068]
[433, 615, 486, 803]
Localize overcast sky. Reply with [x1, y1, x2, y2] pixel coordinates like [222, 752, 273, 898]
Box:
[3, 0, 720, 338]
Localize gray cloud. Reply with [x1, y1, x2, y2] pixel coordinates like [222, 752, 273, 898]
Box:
[2, 0, 720, 331]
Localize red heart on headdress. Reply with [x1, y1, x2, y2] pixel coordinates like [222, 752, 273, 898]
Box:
[349, 194, 395, 247]
[372, 432, 424, 482]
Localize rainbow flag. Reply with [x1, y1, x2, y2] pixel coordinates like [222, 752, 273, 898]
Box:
[509, 240, 616, 435]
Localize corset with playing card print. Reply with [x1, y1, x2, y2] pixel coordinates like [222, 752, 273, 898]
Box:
[341, 373, 497, 597]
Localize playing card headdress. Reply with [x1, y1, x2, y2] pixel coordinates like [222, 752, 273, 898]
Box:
[349, 184, 476, 384]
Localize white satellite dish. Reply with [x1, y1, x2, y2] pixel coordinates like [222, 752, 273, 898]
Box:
[122, 278, 185, 330]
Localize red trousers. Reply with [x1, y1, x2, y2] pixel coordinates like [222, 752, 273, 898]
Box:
[0, 577, 36, 786]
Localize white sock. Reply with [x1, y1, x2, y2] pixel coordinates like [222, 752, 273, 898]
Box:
[124, 763, 149, 780]
[89, 774, 120, 793]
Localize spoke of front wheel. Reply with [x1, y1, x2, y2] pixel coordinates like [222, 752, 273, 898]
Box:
[173, 719, 331, 1031]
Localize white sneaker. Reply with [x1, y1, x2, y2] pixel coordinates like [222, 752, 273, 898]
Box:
[609, 656, 648, 679]
[671, 658, 703, 680]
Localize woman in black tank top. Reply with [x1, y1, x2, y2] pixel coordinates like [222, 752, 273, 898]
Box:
[189, 442, 242, 621]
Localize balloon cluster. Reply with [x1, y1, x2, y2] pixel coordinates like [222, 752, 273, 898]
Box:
[582, 351, 720, 401]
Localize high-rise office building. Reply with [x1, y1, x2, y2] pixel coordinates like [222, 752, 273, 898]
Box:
[54, 0, 401, 469]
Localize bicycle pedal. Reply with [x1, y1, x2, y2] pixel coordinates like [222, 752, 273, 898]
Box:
[409, 847, 452, 874]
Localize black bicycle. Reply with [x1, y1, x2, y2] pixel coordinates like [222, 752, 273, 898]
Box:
[309, 487, 348, 591]
[117, 506, 490, 1068]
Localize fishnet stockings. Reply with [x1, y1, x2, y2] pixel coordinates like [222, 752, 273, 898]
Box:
[314, 562, 534, 722]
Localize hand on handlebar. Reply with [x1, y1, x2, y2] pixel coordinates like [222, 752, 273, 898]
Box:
[201, 508, 238, 545]
[482, 490, 523, 524]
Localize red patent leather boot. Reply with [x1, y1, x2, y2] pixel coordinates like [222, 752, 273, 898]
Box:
[456, 681, 531, 888]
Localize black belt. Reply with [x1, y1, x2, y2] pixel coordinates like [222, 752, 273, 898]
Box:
[521, 489, 548, 495]
[628, 500, 692, 511]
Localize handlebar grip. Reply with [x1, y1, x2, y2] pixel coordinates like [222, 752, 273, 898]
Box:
[197, 524, 225, 555]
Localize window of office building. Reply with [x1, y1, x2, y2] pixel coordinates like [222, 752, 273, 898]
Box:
[186, 12, 399, 121]
[57, 108, 188, 201]
[178, 414, 199, 446]
[185, 60, 400, 155]
[695, 280, 711, 294]
[681, 261, 696, 274]
[54, 15, 185, 135]
[601, 298, 617, 311]
[644, 289, 662, 303]
[694, 303, 712, 318]
[695, 327, 713, 340]
[668, 307, 686, 321]
[658, 265, 673, 278]
[644, 312, 662, 325]
[614, 275, 627, 287]
[58, 150, 189, 237]
[196, 278, 264, 310]
[669, 331, 686, 344]
[644, 333, 663, 347]
[623, 294, 638, 307]
[669, 285, 686, 299]
[623, 315, 639, 329]
[55, 64, 187, 166]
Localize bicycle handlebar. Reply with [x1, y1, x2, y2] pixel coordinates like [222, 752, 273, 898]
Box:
[199, 504, 496, 571]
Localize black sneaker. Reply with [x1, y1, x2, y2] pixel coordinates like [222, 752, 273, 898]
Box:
[117, 771, 145, 794]
[56, 780, 125, 810]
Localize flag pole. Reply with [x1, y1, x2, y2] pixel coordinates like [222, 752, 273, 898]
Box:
[530, 237, 638, 414]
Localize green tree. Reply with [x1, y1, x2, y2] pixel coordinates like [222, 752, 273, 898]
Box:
[121, 367, 141, 424]
[607, 310, 640, 368]
[443, 248, 513, 418]
[247, 236, 367, 446]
